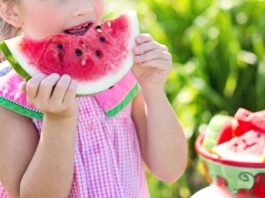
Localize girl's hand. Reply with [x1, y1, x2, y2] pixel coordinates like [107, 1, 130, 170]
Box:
[20, 73, 78, 120]
[132, 34, 172, 93]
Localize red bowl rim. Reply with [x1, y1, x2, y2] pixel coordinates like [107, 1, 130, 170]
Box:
[195, 134, 265, 168]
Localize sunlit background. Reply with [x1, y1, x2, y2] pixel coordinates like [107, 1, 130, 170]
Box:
[106, 0, 265, 197]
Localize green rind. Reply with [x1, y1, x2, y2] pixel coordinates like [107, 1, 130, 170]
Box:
[106, 83, 139, 117]
[203, 115, 231, 150]
[0, 96, 43, 120]
[0, 41, 31, 81]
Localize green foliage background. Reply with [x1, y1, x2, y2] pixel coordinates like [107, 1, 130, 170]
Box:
[106, 0, 265, 197]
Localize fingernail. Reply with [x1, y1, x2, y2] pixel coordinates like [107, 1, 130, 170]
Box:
[62, 74, 71, 79]
[50, 73, 60, 78]
[37, 73, 45, 78]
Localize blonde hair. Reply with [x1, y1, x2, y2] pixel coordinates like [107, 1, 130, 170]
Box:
[0, 0, 21, 62]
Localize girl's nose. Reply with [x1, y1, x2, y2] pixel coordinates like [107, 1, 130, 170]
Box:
[71, 4, 93, 17]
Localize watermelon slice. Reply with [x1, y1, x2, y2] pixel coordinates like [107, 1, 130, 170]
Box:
[202, 115, 233, 150]
[213, 130, 265, 162]
[263, 149, 265, 162]
[0, 11, 139, 95]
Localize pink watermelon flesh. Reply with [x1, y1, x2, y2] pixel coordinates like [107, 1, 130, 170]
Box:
[20, 15, 130, 82]
[254, 109, 265, 117]
[235, 108, 265, 136]
[213, 130, 265, 162]
[216, 118, 238, 145]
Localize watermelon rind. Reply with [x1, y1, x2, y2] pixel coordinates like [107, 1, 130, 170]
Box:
[0, 41, 31, 81]
[203, 114, 232, 150]
[0, 11, 139, 95]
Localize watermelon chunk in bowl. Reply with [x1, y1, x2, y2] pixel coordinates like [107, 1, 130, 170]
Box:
[212, 130, 265, 163]
[235, 108, 265, 136]
[0, 11, 139, 95]
[202, 108, 265, 151]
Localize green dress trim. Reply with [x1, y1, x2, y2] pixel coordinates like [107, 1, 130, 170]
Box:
[106, 83, 139, 117]
[0, 96, 43, 120]
[0, 84, 139, 119]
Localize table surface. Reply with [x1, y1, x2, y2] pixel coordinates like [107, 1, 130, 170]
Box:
[191, 185, 235, 198]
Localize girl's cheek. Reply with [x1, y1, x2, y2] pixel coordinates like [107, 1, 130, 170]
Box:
[22, 8, 65, 39]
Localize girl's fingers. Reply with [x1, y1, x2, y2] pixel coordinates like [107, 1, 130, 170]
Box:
[135, 34, 153, 45]
[63, 80, 78, 104]
[26, 74, 46, 103]
[50, 74, 72, 103]
[36, 73, 60, 101]
[134, 41, 163, 55]
[19, 81, 26, 93]
[135, 49, 171, 64]
[138, 59, 171, 70]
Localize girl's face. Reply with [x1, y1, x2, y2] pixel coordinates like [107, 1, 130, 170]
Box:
[18, 0, 104, 39]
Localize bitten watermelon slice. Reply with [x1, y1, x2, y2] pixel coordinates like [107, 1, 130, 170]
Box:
[0, 11, 139, 95]
[213, 130, 265, 162]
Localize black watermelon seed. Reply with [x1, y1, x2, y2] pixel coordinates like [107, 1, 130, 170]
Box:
[75, 49, 83, 56]
[57, 44, 63, 49]
[95, 50, 101, 57]
[99, 37, 106, 42]
[96, 25, 101, 29]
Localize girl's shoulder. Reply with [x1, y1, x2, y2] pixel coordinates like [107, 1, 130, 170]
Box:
[0, 63, 44, 120]
[0, 62, 35, 128]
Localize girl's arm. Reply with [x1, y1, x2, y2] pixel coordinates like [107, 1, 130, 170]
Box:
[21, 116, 77, 198]
[0, 107, 39, 198]
[20, 74, 78, 198]
[132, 91, 187, 183]
[0, 73, 78, 198]
[132, 34, 188, 183]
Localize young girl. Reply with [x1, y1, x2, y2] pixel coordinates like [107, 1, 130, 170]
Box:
[0, 0, 188, 197]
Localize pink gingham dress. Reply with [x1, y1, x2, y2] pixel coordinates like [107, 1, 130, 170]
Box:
[0, 61, 150, 198]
